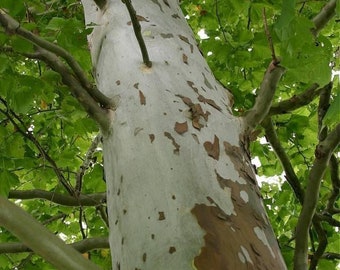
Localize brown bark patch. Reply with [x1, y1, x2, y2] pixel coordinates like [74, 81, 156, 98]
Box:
[182, 53, 188, 64]
[149, 134, 155, 143]
[127, 15, 149, 25]
[191, 133, 200, 144]
[191, 200, 281, 270]
[164, 132, 180, 154]
[158, 211, 165, 220]
[163, 0, 170, 7]
[139, 90, 146, 105]
[169, 246, 176, 254]
[223, 141, 257, 186]
[174, 121, 188, 134]
[178, 34, 194, 53]
[198, 95, 221, 111]
[142, 253, 147, 262]
[161, 33, 174, 38]
[187, 80, 199, 93]
[203, 135, 220, 160]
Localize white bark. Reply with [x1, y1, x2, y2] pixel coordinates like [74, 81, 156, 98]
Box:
[82, 0, 287, 269]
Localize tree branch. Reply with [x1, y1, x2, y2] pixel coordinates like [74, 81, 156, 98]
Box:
[33, 47, 112, 132]
[325, 155, 340, 214]
[312, 0, 337, 36]
[310, 216, 328, 270]
[261, 117, 304, 203]
[0, 237, 109, 254]
[0, 9, 114, 112]
[8, 190, 106, 207]
[0, 100, 75, 196]
[243, 61, 285, 131]
[294, 123, 340, 270]
[268, 83, 332, 116]
[0, 196, 102, 270]
[122, 0, 152, 67]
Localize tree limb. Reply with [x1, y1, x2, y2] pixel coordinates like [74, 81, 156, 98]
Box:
[8, 189, 106, 207]
[268, 83, 331, 116]
[294, 123, 340, 270]
[0, 237, 109, 254]
[261, 117, 304, 203]
[33, 47, 112, 132]
[243, 61, 285, 131]
[325, 155, 340, 214]
[0, 196, 102, 270]
[310, 216, 328, 270]
[312, 0, 337, 36]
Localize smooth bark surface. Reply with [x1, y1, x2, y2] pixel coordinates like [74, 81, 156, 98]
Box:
[82, 0, 287, 269]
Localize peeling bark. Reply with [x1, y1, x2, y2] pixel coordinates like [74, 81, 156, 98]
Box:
[81, 0, 287, 269]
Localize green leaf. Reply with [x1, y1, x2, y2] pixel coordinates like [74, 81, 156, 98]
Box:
[323, 85, 340, 126]
[0, 170, 19, 197]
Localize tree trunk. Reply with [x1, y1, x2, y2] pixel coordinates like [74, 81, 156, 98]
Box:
[82, 0, 287, 269]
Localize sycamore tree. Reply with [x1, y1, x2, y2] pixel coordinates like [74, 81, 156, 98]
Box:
[0, 0, 339, 269]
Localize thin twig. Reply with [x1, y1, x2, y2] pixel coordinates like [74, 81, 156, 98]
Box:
[263, 8, 278, 64]
[215, 0, 227, 43]
[122, 0, 152, 67]
[0, 100, 75, 196]
[75, 133, 102, 195]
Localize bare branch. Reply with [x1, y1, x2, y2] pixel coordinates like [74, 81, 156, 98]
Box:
[312, 0, 337, 36]
[0, 237, 109, 254]
[243, 61, 285, 131]
[8, 189, 106, 207]
[294, 123, 340, 270]
[122, 0, 152, 67]
[0, 196, 102, 270]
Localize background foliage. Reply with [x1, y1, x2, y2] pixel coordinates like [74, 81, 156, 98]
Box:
[0, 0, 339, 269]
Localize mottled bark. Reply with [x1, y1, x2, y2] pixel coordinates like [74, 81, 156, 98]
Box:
[82, 0, 287, 269]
